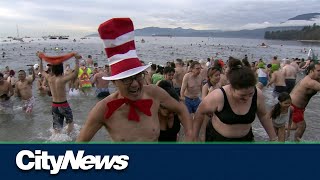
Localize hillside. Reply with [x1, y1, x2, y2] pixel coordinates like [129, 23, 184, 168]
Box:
[265, 23, 320, 40]
[87, 13, 319, 39]
[288, 13, 320, 20]
[134, 26, 302, 39]
[87, 26, 302, 39]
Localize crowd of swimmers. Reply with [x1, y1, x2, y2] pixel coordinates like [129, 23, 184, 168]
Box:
[1, 52, 320, 142]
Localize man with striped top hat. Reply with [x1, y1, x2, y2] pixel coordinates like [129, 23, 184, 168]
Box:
[77, 18, 194, 142]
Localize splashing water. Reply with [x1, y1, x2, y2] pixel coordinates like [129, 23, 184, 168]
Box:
[35, 123, 82, 142]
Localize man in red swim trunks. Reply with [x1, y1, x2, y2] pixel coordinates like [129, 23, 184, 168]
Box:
[290, 61, 320, 141]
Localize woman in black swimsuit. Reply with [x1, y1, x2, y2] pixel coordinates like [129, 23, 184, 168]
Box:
[157, 80, 181, 142]
[193, 57, 277, 142]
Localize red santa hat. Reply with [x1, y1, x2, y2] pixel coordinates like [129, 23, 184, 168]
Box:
[98, 18, 150, 80]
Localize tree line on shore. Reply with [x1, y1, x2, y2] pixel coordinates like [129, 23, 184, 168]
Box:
[264, 23, 320, 40]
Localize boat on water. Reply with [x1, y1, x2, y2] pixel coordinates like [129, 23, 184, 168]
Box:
[49, 35, 58, 39]
[13, 37, 24, 42]
[151, 34, 173, 37]
[48, 35, 69, 40]
[259, 42, 268, 48]
[58, 35, 69, 40]
[12, 25, 24, 42]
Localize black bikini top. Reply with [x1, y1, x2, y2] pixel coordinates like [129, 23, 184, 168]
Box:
[215, 87, 257, 125]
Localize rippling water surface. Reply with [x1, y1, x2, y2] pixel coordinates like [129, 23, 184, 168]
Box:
[0, 36, 319, 142]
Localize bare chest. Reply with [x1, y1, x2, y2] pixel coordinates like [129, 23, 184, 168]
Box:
[104, 105, 160, 141]
[17, 81, 31, 90]
[187, 76, 202, 89]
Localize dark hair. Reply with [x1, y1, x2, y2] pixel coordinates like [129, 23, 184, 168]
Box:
[187, 60, 194, 67]
[0, 72, 3, 78]
[9, 70, 15, 76]
[207, 65, 222, 78]
[190, 61, 200, 69]
[51, 63, 64, 76]
[207, 65, 222, 87]
[227, 57, 256, 89]
[151, 64, 157, 70]
[270, 92, 291, 119]
[157, 80, 179, 101]
[175, 58, 183, 65]
[212, 59, 219, 67]
[242, 58, 251, 68]
[306, 61, 319, 75]
[170, 62, 175, 68]
[163, 66, 175, 74]
[46, 66, 52, 74]
[18, 70, 26, 74]
[156, 65, 164, 74]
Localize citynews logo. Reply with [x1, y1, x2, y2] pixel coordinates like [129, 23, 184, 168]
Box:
[16, 150, 129, 174]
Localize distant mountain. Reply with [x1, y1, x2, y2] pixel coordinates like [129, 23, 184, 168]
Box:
[134, 27, 217, 37]
[288, 13, 320, 21]
[86, 13, 319, 39]
[135, 26, 303, 39]
[87, 26, 302, 39]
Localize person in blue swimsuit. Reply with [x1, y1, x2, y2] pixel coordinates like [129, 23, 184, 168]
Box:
[193, 57, 277, 142]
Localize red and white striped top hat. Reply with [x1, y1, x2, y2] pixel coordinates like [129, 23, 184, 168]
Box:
[98, 18, 150, 80]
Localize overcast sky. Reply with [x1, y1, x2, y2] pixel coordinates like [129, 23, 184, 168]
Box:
[1, 0, 320, 37]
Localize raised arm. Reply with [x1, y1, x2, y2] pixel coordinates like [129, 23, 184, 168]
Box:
[62, 54, 80, 82]
[27, 66, 35, 84]
[37, 52, 49, 80]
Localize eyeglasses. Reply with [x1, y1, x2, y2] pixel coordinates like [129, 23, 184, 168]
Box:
[121, 73, 145, 85]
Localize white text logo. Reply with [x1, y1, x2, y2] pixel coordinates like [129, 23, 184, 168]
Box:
[16, 150, 129, 174]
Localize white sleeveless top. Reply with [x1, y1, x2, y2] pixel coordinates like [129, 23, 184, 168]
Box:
[272, 108, 291, 128]
[257, 68, 267, 78]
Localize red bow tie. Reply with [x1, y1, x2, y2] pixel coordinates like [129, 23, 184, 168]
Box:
[105, 98, 153, 122]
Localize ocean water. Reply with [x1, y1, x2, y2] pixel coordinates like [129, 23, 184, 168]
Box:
[0, 36, 320, 142]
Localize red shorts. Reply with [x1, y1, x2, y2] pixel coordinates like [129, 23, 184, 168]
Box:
[291, 104, 305, 123]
